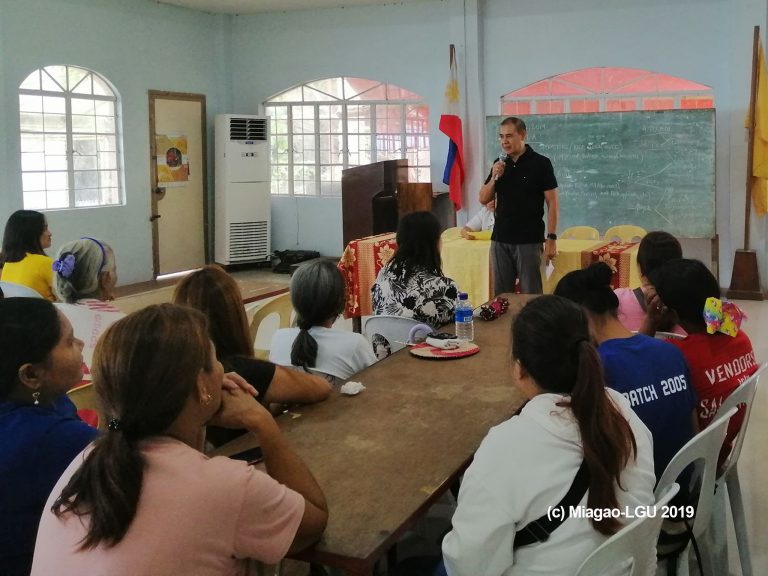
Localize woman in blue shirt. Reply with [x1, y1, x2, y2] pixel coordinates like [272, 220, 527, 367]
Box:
[0, 297, 98, 576]
[555, 262, 698, 481]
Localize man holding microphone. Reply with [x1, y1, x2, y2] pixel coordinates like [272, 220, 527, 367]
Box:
[480, 117, 559, 295]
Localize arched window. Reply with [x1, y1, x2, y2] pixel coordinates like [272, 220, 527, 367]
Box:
[18, 65, 122, 210]
[264, 77, 430, 196]
[501, 67, 713, 115]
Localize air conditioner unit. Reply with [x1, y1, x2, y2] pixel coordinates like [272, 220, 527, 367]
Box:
[214, 114, 271, 265]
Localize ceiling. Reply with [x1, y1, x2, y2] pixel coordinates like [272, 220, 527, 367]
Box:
[156, 0, 415, 15]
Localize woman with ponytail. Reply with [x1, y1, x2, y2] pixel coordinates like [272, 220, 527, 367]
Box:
[442, 296, 655, 576]
[270, 259, 376, 382]
[32, 304, 328, 576]
[555, 262, 697, 481]
[0, 298, 97, 576]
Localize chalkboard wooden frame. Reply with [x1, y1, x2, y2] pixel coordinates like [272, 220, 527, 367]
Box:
[485, 110, 716, 239]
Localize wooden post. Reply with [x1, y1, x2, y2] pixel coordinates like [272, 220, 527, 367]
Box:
[728, 25, 765, 300]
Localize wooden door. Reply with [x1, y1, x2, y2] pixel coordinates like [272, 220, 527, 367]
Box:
[148, 91, 208, 276]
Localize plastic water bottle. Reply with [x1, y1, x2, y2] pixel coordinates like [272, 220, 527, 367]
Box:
[455, 292, 474, 342]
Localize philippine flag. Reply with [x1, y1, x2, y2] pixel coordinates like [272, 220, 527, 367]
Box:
[440, 44, 465, 211]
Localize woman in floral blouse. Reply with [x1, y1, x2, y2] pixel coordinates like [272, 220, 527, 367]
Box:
[372, 211, 459, 328]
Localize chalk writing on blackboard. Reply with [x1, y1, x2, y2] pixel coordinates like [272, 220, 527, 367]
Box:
[485, 110, 715, 238]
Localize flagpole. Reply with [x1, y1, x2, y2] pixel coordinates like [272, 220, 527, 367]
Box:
[744, 25, 760, 250]
[727, 25, 765, 299]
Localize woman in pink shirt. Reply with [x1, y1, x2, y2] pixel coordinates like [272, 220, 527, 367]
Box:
[614, 231, 684, 335]
[32, 304, 328, 576]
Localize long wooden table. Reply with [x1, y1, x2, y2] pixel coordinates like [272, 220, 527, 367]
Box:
[211, 295, 532, 575]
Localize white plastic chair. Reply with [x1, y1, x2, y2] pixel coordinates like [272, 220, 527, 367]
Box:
[653, 331, 685, 341]
[709, 362, 766, 576]
[363, 315, 428, 356]
[654, 406, 739, 576]
[575, 483, 680, 576]
[0, 280, 44, 298]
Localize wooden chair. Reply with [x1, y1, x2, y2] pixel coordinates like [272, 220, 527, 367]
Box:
[561, 226, 600, 240]
[709, 362, 766, 576]
[603, 225, 647, 243]
[67, 382, 103, 430]
[575, 483, 680, 576]
[249, 292, 293, 360]
[654, 406, 738, 576]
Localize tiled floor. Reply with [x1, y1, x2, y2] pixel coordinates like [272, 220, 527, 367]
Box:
[112, 272, 767, 575]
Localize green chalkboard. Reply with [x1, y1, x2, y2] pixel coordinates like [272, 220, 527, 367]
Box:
[485, 110, 716, 238]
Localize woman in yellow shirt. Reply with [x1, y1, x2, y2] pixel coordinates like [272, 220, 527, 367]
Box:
[0, 210, 54, 300]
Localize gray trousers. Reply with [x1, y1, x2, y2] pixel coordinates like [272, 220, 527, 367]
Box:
[491, 241, 543, 296]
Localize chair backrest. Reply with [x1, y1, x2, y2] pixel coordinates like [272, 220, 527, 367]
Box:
[575, 483, 680, 576]
[363, 315, 426, 355]
[603, 225, 648, 243]
[67, 382, 103, 430]
[248, 292, 293, 360]
[654, 331, 686, 341]
[561, 226, 600, 240]
[714, 362, 766, 479]
[0, 280, 44, 298]
[655, 406, 738, 540]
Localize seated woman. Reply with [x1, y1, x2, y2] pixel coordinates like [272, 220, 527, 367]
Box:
[270, 260, 376, 382]
[555, 262, 697, 481]
[0, 210, 55, 300]
[649, 258, 758, 468]
[372, 211, 459, 327]
[0, 298, 99, 576]
[32, 304, 328, 575]
[173, 265, 332, 405]
[460, 199, 495, 240]
[52, 238, 124, 390]
[613, 231, 683, 333]
[442, 295, 655, 575]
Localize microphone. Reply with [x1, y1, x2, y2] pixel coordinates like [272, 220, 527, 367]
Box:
[494, 153, 508, 181]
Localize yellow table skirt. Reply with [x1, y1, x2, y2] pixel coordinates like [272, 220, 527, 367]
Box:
[440, 229, 641, 303]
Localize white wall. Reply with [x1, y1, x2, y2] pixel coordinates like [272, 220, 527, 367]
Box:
[0, 0, 231, 284]
[480, 0, 764, 285]
[228, 0, 452, 257]
[2, 0, 767, 285]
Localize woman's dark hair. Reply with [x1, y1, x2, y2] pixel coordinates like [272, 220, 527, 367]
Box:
[173, 265, 252, 359]
[648, 258, 719, 329]
[1, 210, 47, 264]
[554, 262, 619, 316]
[512, 295, 637, 535]
[636, 231, 682, 277]
[52, 304, 213, 549]
[389, 211, 443, 277]
[0, 298, 61, 398]
[290, 259, 346, 369]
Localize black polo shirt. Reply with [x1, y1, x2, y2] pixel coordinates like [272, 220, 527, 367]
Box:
[485, 144, 558, 245]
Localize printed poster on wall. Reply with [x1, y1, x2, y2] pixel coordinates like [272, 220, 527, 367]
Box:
[156, 133, 190, 187]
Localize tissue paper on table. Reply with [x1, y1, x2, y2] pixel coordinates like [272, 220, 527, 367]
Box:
[340, 381, 366, 395]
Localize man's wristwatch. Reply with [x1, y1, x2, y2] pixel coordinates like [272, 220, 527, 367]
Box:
[546, 233, 557, 240]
